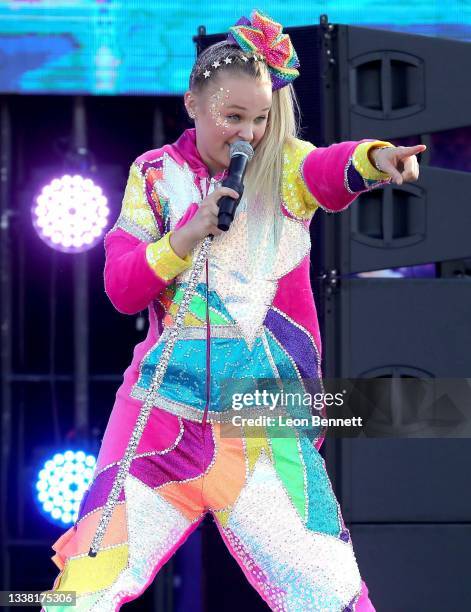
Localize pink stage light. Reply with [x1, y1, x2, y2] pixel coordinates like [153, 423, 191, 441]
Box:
[32, 174, 110, 253]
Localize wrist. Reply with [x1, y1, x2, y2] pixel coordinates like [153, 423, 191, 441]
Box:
[181, 221, 203, 246]
[368, 146, 392, 172]
[170, 224, 200, 257]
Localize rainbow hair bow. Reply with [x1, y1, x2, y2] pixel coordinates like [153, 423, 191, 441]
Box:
[227, 10, 300, 91]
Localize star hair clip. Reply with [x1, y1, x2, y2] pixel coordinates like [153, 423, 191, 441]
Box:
[201, 53, 265, 78]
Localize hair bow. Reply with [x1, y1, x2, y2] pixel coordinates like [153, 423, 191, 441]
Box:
[226, 10, 300, 91]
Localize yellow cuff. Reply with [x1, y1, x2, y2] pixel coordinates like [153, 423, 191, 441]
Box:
[352, 140, 394, 181]
[146, 232, 193, 282]
[281, 138, 319, 219]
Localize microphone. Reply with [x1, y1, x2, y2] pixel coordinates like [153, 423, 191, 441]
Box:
[217, 140, 254, 231]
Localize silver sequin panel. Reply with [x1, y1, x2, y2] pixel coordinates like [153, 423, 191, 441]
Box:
[225, 451, 362, 611]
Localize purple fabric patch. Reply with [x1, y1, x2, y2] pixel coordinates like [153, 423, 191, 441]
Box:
[78, 419, 215, 519]
[346, 159, 367, 193]
[78, 465, 125, 520]
[340, 529, 351, 542]
[264, 308, 320, 380]
[130, 419, 214, 487]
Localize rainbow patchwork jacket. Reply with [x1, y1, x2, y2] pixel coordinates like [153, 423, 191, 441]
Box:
[104, 128, 392, 448]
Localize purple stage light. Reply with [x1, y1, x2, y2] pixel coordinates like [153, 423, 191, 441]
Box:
[32, 174, 109, 253]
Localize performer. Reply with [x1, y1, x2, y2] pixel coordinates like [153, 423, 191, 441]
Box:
[43, 10, 425, 612]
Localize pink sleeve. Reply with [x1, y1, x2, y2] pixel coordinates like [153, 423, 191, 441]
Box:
[104, 228, 171, 315]
[302, 139, 392, 213]
[104, 203, 199, 315]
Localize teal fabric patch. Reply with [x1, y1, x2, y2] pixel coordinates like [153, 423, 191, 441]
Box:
[299, 436, 342, 536]
[136, 333, 298, 413]
[162, 200, 170, 233]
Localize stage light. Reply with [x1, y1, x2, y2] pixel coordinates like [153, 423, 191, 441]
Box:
[35, 450, 97, 526]
[32, 174, 109, 253]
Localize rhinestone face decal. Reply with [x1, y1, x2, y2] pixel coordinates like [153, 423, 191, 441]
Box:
[208, 86, 231, 134]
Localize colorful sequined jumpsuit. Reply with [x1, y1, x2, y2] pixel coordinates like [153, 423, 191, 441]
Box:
[43, 128, 393, 611]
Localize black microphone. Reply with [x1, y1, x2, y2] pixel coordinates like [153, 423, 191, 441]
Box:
[217, 140, 254, 231]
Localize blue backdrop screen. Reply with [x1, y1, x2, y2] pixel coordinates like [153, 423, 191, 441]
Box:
[1, 1, 470, 95]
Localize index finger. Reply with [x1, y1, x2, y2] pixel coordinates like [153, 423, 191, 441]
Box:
[397, 144, 427, 158]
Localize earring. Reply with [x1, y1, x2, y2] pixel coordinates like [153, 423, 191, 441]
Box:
[187, 108, 196, 120]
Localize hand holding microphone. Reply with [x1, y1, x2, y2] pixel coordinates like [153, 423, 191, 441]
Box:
[169, 140, 254, 257]
[169, 185, 239, 258]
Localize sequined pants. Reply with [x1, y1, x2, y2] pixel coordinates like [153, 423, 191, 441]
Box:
[43, 395, 375, 611]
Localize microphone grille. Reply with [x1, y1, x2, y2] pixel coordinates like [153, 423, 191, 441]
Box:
[230, 140, 254, 161]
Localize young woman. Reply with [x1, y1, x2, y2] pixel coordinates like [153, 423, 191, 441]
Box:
[43, 10, 425, 611]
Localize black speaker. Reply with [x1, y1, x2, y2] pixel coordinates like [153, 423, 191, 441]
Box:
[194, 17, 471, 612]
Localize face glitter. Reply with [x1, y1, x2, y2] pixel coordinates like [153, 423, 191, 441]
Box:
[208, 87, 231, 133]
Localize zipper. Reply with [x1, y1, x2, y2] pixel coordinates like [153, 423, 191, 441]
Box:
[201, 176, 213, 430]
[201, 256, 211, 430]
